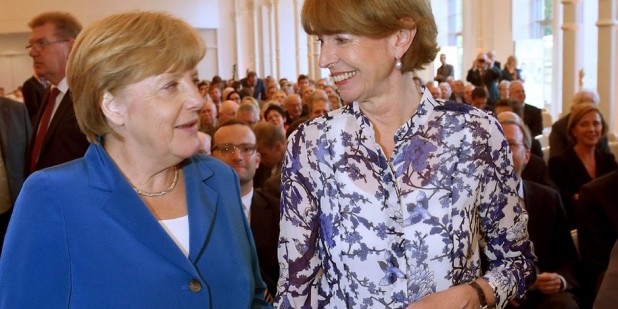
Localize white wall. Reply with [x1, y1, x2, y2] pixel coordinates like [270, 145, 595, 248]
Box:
[0, 0, 222, 91]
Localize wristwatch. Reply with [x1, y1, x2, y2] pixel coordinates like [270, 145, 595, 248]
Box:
[468, 281, 489, 309]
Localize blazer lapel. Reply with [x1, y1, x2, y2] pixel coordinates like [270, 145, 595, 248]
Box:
[184, 158, 218, 264]
[88, 144, 197, 275]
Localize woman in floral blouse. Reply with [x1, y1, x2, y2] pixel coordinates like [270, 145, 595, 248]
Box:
[275, 0, 536, 308]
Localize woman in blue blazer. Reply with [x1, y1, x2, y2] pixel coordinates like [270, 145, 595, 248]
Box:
[0, 11, 270, 308]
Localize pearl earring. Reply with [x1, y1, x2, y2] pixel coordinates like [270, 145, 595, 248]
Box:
[395, 58, 402, 70]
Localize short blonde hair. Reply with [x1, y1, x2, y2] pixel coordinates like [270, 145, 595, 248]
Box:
[241, 96, 260, 108]
[567, 102, 607, 143]
[301, 0, 439, 73]
[67, 11, 206, 143]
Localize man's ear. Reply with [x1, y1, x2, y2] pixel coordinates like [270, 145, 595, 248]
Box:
[255, 152, 261, 169]
[101, 91, 125, 127]
[523, 149, 531, 167]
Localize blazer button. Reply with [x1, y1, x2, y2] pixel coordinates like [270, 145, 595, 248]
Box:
[189, 279, 202, 292]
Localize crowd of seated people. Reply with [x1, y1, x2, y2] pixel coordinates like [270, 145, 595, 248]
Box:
[4, 36, 618, 306]
[430, 55, 618, 308]
[196, 65, 617, 307]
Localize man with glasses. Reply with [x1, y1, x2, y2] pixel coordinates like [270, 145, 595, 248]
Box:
[498, 112, 580, 309]
[211, 119, 279, 303]
[25, 12, 88, 175]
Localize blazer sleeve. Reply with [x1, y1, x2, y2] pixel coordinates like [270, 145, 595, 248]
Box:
[0, 172, 71, 307]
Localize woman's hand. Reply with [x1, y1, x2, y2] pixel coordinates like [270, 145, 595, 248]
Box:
[405, 284, 479, 309]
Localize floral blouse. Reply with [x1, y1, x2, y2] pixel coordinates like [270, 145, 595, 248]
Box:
[275, 90, 535, 309]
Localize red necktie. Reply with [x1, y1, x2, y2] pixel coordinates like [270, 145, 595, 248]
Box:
[29, 87, 60, 172]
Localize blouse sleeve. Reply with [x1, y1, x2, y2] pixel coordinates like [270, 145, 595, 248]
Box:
[477, 116, 536, 307]
[274, 126, 323, 308]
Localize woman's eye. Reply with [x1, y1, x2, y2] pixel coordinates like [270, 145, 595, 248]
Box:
[335, 35, 351, 44]
[163, 82, 179, 90]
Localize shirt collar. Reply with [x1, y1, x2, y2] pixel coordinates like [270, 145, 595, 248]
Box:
[517, 180, 524, 199]
[55, 77, 69, 94]
[241, 188, 254, 220]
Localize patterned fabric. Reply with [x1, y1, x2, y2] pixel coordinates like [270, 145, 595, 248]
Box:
[275, 90, 535, 308]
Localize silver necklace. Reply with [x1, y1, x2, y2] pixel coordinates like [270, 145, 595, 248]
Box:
[132, 167, 179, 197]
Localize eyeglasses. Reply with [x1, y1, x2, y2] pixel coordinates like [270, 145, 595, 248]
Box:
[25, 39, 69, 52]
[508, 141, 526, 149]
[212, 143, 256, 156]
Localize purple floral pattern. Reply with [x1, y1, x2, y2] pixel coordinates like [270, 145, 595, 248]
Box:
[275, 91, 535, 308]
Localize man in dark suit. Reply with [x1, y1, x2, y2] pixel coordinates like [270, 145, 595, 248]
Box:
[466, 53, 501, 105]
[500, 113, 580, 308]
[25, 12, 88, 175]
[21, 73, 47, 122]
[578, 170, 618, 307]
[449, 79, 465, 103]
[487, 50, 501, 70]
[253, 122, 286, 201]
[509, 80, 543, 137]
[434, 53, 454, 83]
[240, 71, 267, 101]
[521, 154, 556, 189]
[0, 97, 32, 255]
[211, 120, 279, 302]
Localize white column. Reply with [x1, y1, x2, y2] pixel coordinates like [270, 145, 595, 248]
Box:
[561, 0, 584, 114]
[267, 1, 275, 78]
[461, 0, 483, 78]
[552, 0, 564, 118]
[597, 0, 617, 132]
[293, 0, 300, 75]
[252, 0, 261, 74]
[234, 0, 241, 79]
[306, 33, 314, 79]
[274, 0, 281, 80]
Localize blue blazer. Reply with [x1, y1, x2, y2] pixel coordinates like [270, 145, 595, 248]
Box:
[0, 143, 270, 308]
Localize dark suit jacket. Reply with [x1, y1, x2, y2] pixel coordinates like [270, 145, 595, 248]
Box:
[466, 66, 501, 104]
[523, 103, 543, 137]
[578, 171, 618, 305]
[435, 64, 454, 83]
[0, 143, 269, 307]
[26, 87, 88, 174]
[253, 165, 272, 189]
[261, 164, 281, 201]
[549, 113, 610, 158]
[500, 68, 523, 82]
[549, 148, 618, 229]
[522, 154, 556, 189]
[523, 180, 579, 288]
[594, 240, 618, 309]
[21, 76, 46, 122]
[250, 189, 280, 296]
[0, 98, 31, 255]
[240, 77, 267, 101]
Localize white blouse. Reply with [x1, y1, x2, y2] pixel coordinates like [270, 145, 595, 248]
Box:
[159, 215, 190, 257]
